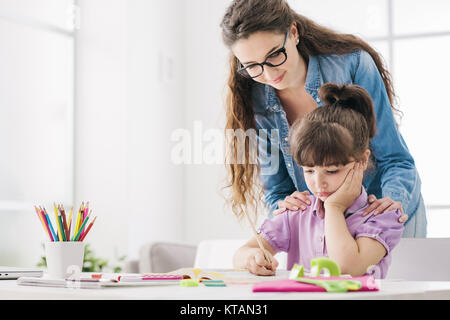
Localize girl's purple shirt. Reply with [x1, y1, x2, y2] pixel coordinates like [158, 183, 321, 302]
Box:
[259, 187, 404, 278]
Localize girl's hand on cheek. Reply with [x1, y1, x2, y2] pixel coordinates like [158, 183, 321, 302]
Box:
[324, 162, 364, 212]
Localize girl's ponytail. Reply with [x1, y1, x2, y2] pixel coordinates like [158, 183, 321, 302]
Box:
[318, 83, 377, 139]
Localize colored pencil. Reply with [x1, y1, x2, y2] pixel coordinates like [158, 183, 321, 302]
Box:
[84, 201, 89, 219]
[73, 213, 91, 241]
[34, 206, 53, 241]
[82, 202, 89, 234]
[67, 206, 74, 239]
[34, 205, 47, 231]
[34, 202, 95, 242]
[60, 205, 70, 241]
[42, 206, 58, 241]
[40, 209, 54, 242]
[53, 203, 62, 241]
[74, 202, 84, 239]
[79, 216, 97, 241]
[58, 210, 66, 241]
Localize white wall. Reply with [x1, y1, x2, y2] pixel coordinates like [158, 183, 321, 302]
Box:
[75, 0, 256, 265]
[75, 0, 185, 263]
[0, 0, 74, 267]
[183, 0, 255, 244]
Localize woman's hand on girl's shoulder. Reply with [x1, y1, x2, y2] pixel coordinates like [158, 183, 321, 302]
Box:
[362, 195, 408, 223]
[273, 190, 311, 216]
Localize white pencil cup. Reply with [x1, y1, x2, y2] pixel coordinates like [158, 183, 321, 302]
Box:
[45, 242, 85, 279]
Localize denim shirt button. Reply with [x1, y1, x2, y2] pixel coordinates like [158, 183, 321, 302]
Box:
[287, 163, 292, 167]
[316, 97, 321, 102]
[284, 137, 288, 142]
[272, 105, 278, 110]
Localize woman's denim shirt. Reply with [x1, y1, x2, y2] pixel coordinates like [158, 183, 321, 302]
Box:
[252, 49, 424, 224]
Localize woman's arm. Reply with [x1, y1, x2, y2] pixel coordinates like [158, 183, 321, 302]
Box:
[256, 125, 297, 214]
[353, 50, 422, 220]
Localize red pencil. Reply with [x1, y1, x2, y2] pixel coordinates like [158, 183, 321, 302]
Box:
[79, 216, 97, 241]
[34, 205, 53, 241]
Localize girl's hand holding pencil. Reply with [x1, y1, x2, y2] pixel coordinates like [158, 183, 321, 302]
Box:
[245, 247, 279, 276]
[34, 202, 97, 242]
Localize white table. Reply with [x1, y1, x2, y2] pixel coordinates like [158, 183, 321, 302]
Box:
[1, 277, 450, 300]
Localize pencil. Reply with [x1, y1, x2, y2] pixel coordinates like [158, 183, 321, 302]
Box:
[40, 209, 54, 242]
[54, 203, 64, 241]
[83, 202, 90, 233]
[42, 207, 58, 241]
[244, 212, 272, 268]
[57, 209, 66, 241]
[34, 206, 53, 241]
[67, 206, 73, 240]
[73, 213, 91, 241]
[82, 207, 89, 234]
[60, 205, 70, 241]
[34, 205, 46, 231]
[74, 202, 84, 239]
[79, 216, 96, 241]
[84, 201, 89, 219]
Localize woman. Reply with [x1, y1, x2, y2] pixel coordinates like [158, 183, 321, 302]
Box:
[220, 0, 427, 237]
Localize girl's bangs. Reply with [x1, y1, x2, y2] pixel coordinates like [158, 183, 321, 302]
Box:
[292, 123, 355, 167]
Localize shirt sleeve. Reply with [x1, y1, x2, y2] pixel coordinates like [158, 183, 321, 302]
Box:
[353, 50, 423, 219]
[354, 209, 404, 255]
[256, 122, 296, 216]
[258, 213, 291, 253]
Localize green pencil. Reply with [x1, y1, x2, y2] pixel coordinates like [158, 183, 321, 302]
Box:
[73, 213, 91, 241]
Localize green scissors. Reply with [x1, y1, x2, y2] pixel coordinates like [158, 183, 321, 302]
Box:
[293, 277, 362, 293]
[289, 258, 362, 292]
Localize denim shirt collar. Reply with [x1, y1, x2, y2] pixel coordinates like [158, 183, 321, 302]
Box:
[264, 55, 323, 112]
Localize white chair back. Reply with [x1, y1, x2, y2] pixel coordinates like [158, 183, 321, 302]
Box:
[387, 238, 450, 280]
[194, 239, 287, 269]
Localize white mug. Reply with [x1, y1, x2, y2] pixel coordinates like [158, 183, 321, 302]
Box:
[44, 241, 85, 279]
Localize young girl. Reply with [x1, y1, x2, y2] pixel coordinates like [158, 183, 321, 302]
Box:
[233, 83, 404, 279]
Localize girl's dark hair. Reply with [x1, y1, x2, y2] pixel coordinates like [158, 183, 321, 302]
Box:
[289, 83, 376, 168]
[221, 0, 394, 219]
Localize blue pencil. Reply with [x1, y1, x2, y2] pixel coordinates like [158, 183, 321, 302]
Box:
[42, 207, 58, 241]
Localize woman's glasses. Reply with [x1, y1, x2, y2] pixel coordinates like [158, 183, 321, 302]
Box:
[237, 29, 289, 79]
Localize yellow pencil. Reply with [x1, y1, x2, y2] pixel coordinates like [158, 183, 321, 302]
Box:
[34, 205, 46, 230]
[54, 203, 63, 241]
[67, 206, 73, 239]
[74, 203, 83, 239]
[34, 205, 50, 240]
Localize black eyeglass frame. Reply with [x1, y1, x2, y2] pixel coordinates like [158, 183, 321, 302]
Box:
[237, 29, 290, 79]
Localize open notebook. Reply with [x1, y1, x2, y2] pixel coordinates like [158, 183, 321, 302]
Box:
[17, 273, 181, 288]
[16, 268, 292, 288]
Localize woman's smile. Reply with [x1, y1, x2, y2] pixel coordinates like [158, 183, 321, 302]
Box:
[271, 71, 286, 84]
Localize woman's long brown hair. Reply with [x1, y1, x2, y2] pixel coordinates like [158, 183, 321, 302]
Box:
[220, 0, 399, 220]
